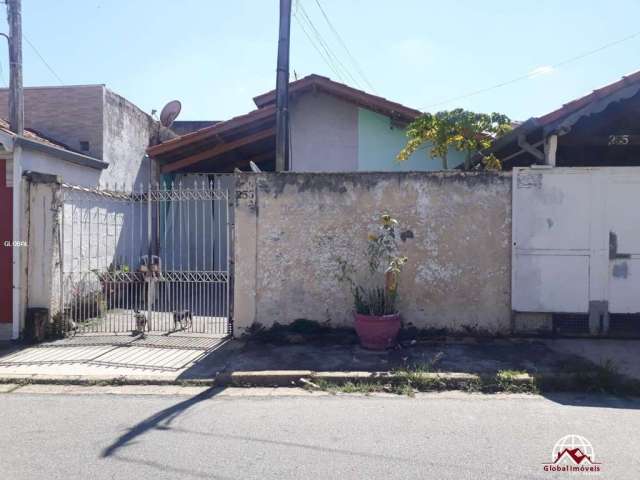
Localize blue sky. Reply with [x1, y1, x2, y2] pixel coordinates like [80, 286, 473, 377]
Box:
[7, 0, 640, 122]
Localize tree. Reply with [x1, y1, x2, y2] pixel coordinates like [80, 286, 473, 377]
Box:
[396, 108, 512, 170]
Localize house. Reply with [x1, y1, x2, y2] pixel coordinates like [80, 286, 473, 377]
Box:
[147, 74, 465, 174]
[486, 69, 640, 337]
[486, 69, 640, 169]
[0, 85, 160, 188]
[0, 120, 110, 339]
[0, 85, 162, 340]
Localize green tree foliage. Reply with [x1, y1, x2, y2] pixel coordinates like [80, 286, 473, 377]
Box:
[397, 109, 512, 170]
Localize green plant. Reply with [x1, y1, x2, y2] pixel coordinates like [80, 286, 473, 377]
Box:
[549, 358, 640, 395]
[68, 290, 105, 322]
[91, 262, 133, 308]
[337, 214, 408, 316]
[494, 370, 538, 394]
[397, 108, 511, 170]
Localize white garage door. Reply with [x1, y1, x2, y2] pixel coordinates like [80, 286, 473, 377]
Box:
[512, 167, 640, 314]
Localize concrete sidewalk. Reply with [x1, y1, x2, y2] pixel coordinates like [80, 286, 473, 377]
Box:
[1, 335, 638, 386]
[544, 338, 640, 380]
[0, 334, 234, 383]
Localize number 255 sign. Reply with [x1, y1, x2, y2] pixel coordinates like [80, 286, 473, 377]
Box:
[608, 134, 630, 145]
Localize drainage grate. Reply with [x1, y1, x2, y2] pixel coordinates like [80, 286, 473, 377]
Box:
[553, 314, 589, 335]
[609, 314, 640, 336]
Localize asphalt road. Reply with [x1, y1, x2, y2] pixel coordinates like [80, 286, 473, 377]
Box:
[1, 389, 639, 479]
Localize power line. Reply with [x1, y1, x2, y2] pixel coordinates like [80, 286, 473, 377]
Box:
[296, 2, 358, 86]
[23, 33, 64, 84]
[420, 29, 640, 111]
[293, 9, 345, 82]
[294, 0, 362, 87]
[313, 0, 376, 93]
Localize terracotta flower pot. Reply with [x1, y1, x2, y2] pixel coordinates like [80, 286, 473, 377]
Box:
[353, 312, 401, 350]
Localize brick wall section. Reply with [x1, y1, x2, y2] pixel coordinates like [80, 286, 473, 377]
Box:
[0, 85, 104, 159]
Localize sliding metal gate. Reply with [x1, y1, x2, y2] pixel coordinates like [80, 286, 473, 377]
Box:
[60, 179, 231, 336]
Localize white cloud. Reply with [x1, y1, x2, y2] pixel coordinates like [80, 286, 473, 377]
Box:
[528, 65, 555, 77]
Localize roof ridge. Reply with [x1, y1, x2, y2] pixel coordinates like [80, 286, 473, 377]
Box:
[252, 74, 422, 119]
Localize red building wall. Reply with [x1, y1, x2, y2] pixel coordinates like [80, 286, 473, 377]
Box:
[0, 158, 12, 323]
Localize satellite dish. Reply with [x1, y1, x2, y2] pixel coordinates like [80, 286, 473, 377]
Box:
[160, 100, 182, 127]
[249, 161, 262, 173]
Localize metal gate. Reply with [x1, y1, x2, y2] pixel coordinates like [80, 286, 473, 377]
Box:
[60, 178, 231, 336]
[512, 167, 640, 334]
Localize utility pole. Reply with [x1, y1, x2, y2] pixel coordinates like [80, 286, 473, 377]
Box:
[7, 0, 23, 135]
[274, 0, 291, 172]
[5, 0, 23, 341]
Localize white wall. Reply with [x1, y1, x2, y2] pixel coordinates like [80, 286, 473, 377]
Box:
[21, 147, 102, 187]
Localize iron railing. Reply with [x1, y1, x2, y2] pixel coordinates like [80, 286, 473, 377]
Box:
[59, 178, 231, 336]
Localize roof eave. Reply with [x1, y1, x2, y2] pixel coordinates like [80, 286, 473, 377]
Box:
[16, 136, 108, 170]
[147, 105, 277, 158]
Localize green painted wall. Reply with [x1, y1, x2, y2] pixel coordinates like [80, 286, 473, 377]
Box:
[356, 108, 464, 171]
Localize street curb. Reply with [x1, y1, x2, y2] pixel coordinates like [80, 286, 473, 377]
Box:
[0, 370, 637, 395]
[0, 370, 530, 389]
[0, 374, 217, 387]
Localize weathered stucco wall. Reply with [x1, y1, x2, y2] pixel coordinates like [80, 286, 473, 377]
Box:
[289, 92, 359, 172]
[102, 89, 156, 189]
[234, 172, 512, 337]
[25, 176, 62, 318]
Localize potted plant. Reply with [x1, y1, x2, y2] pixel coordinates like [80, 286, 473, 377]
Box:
[338, 214, 408, 350]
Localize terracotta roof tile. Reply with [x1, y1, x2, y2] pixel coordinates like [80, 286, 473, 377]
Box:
[537, 69, 640, 126]
[0, 117, 71, 150]
[147, 105, 276, 157]
[148, 74, 424, 159]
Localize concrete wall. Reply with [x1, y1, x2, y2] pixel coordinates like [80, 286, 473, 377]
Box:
[234, 172, 512, 337]
[0, 85, 104, 159]
[3, 173, 65, 339]
[25, 176, 62, 318]
[102, 89, 156, 189]
[357, 108, 465, 171]
[0, 85, 156, 189]
[289, 92, 358, 172]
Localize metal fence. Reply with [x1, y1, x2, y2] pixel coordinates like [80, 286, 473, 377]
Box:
[59, 179, 231, 336]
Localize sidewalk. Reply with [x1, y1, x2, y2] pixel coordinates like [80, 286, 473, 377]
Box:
[2, 334, 639, 389]
[0, 334, 234, 383]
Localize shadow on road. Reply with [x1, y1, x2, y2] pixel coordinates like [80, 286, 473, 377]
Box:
[541, 392, 640, 410]
[101, 386, 223, 458]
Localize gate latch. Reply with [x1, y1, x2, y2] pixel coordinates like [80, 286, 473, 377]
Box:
[609, 231, 631, 260]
